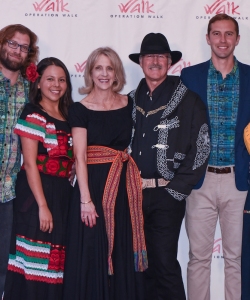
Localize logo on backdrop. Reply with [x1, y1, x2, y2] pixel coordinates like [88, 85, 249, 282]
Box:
[204, 0, 239, 15]
[33, 0, 69, 12]
[213, 238, 224, 259]
[118, 0, 154, 14]
[168, 59, 191, 76]
[70, 61, 86, 78]
[25, 0, 78, 18]
[196, 0, 248, 21]
[110, 0, 163, 19]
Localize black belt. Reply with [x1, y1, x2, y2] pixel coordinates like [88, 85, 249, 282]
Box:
[207, 166, 235, 174]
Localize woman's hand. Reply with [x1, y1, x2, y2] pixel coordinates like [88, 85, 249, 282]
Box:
[39, 205, 53, 233]
[68, 162, 76, 186]
[80, 200, 99, 227]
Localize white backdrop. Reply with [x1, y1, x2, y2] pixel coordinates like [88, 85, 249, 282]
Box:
[1, 0, 250, 298]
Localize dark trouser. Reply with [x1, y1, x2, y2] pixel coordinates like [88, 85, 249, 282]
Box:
[142, 188, 186, 300]
[0, 201, 13, 299]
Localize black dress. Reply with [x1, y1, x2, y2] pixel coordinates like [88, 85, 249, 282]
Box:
[4, 104, 73, 300]
[63, 100, 145, 300]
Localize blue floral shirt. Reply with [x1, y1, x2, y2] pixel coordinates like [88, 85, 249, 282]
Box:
[207, 59, 239, 166]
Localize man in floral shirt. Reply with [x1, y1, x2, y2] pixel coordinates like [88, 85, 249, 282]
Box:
[181, 14, 250, 300]
[0, 24, 39, 297]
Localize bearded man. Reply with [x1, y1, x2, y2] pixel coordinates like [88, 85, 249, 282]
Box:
[0, 24, 39, 298]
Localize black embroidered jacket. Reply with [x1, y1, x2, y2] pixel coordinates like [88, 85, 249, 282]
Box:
[128, 76, 210, 201]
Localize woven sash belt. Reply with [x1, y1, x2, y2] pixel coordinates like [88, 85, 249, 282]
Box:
[87, 145, 148, 275]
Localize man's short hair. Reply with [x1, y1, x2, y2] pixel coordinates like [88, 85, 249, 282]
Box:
[0, 24, 39, 76]
[207, 14, 239, 36]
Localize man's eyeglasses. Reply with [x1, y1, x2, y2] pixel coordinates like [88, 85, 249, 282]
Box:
[6, 40, 30, 53]
[143, 54, 169, 60]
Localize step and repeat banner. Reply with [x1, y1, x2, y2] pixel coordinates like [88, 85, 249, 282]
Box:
[1, 0, 250, 299]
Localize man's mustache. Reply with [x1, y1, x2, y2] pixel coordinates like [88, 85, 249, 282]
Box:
[9, 53, 22, 59]
[149, 64, 162, 69]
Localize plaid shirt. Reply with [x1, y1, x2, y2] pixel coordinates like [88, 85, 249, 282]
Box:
[207, 59, 239, 166]
[0, 71, 29, 203]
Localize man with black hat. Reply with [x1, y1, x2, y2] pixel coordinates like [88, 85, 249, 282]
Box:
[128, 33, 210, 300]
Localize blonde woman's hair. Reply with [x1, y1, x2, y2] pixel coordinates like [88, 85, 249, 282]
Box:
[79, 47, 126, 94]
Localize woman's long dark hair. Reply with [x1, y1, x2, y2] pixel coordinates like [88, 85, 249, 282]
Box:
[29, 57, 73, 119]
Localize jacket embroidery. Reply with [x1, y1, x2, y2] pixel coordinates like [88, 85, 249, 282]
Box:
[193, 123, 210, 170]
[174, 152, 186, 160]
[166, 188, 187, 201]
[161, 81, 188, 119]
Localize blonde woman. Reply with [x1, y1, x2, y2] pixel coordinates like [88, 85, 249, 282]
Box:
[63, 47, 147, 300]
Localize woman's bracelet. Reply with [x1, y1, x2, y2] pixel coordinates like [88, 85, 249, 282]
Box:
[80, 200, 92, 204]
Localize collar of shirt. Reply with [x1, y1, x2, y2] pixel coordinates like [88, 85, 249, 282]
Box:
[209, 57, 239, 80]
[144, 76, 170, 99]
[0, 70, 27, 85]
[137, 77, 176, 112]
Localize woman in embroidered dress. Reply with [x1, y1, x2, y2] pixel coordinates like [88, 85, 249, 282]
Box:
[63, 47, 147, 300]
[4, 57, 74, 300]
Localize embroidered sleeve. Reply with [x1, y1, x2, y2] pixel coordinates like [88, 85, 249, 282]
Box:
[193, 124, 210, 170]
[166, 94, 209, 200]
[166, 188, 187, 201]
[14, 113, 58, 149]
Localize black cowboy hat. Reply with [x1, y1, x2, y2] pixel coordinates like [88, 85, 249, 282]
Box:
[129, 33, 182, 66]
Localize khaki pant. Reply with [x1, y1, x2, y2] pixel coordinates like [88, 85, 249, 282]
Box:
[186, 167, 247, 300]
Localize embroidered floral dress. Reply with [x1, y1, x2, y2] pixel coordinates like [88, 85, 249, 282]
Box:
[4, 103, 74, 300]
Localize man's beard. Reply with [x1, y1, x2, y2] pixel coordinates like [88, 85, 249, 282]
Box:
[0, 47, 25, 72]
